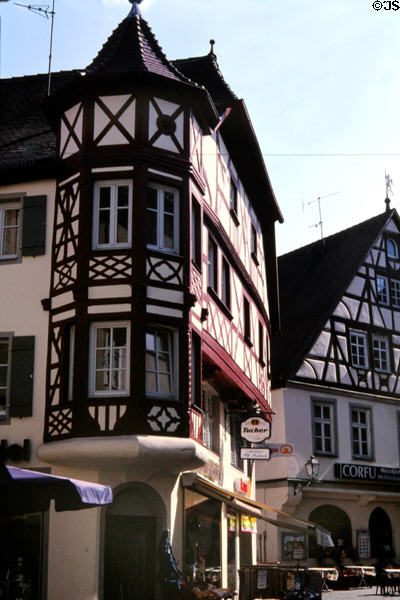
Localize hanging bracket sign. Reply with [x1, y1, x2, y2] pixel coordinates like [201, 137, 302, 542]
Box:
[240, 416, 271, 443]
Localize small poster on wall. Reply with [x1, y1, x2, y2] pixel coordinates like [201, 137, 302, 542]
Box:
[357, 529, 371, 559]
[282, 533, 306, 560]
[257, 569, 267, 589]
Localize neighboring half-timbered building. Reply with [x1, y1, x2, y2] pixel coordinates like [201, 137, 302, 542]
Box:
[256, 207, 400, 567]
[0, 2, 282, 598]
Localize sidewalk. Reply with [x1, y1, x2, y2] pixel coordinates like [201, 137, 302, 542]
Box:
[323, 587, 383, 600]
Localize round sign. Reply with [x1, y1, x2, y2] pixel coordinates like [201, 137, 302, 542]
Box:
[240, 416, 271, 443]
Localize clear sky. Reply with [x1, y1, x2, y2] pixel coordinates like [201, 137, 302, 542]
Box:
[1, 0, 399, 256]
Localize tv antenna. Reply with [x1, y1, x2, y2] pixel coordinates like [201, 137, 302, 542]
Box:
[14, 1, 56, 95]
[302, 191, 340, 246]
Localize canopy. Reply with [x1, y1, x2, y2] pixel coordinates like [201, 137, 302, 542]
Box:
[0, 463, 113, 515]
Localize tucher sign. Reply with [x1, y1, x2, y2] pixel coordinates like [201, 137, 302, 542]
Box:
[240, 416, 271, 443]
[335, 463, 400, 484]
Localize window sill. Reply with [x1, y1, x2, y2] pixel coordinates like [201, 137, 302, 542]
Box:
[352, 455, 375, 462]
[207, 286, 233, 321]
[230, 208, 240, 227]
[251, 252, 259, 267]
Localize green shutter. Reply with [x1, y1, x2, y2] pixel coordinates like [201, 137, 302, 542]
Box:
[9, 336, 35, 418]
[22, 195, 47, 256]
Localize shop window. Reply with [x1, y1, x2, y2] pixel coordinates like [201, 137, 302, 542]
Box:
[203, 393, 220, 453]
[145, 328, 178, 399]
[184, 489, 221, 587]
[89, 323, 129, 396]
[312, 399, 336, 455]
[93, 181, 132, 249]
[146, 183, 179, 253]
[281, 532, 307, 561]
[351, 406, 373, 459]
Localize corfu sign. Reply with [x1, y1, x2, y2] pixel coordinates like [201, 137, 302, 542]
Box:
[240, 416, 271, 443]
[335, 463, 400, 484]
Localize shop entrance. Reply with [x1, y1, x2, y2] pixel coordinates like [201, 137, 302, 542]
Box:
[104, 515, 156, 600]
[102, 482, 167, 600]
[369, 507, 393, 561]
[0, 513, 44, 600]
[308, 505, 352, 563]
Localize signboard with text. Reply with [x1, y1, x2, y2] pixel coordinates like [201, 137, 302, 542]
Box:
[335, 463, 400, 483]
[240, 447, 271, 460]
[240, 416, 271, 443]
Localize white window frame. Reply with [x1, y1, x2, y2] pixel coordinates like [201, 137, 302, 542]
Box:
[351, 406, 372, 459]
[312, 400, 335, 455]
[372, 335, 390, 372]
[0, 201, 21, 260]
[145, 327, 178, 400]
[0, 334, 12, 421]
[391, 279, 400, 308]
[89, 322, 130, 397]
[146, 183, 179, 254]
[349, 331, 368, 369]
[93, 180, 132, 250]
[376, 275, 389, 305]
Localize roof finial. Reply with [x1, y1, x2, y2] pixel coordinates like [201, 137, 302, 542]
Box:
[385, 170, 393, 212]
[209, 39, 216, 56]
[129, 0, 143, 18]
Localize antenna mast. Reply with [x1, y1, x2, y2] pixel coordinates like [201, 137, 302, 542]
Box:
[13, 2, 56, 95]
[302, 191, 340, 246]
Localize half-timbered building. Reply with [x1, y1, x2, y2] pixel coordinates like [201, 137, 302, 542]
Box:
[0, 2, 282, 598]
[256, 206, 400, 567]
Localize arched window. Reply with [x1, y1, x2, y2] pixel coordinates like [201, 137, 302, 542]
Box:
[387, 238, 398, 259]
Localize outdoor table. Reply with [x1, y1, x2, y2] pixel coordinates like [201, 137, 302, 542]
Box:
[308, 567, 338, 592]
[384, 568, 400, 593]
[342, 566, 375, 588]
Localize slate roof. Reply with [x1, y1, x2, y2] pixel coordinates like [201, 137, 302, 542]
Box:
[86, 11, 198, 89]
[173, 52, 238, 110]
[272, 210, 394, 387]
[0, 71, 76, 174]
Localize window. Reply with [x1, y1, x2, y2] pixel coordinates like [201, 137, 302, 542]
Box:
[251, 224, 259, 265]
[0, 337, 10, 419]
[208, 234, 218, 293]
[258, 322, 265, 365]
[93, 181, 132, 249]
[387, 238, 398, 259]
[376, 276, 389, 305]
[203, 393, 220, 453]
[312, 400, 335, 454]
[0, 202, 20, 259]
[230, 178, 238, 214]
[351, 406, 372, 459]
[191, 331, 202, 410]
[230, 415, 243, 470]
[146, 328, 177, 398]
[372, 335, 390, 371]
[243, 297, 251, 344]
[191, 197, 202, 269]
[349, 331, 368, 368]
[90, 323, 129, 396]
[147, 183, 179, 253]
[222, 257, 231, 309]
[391, 280, 400, 307]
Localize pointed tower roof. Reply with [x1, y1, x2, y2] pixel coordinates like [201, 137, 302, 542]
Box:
[272, 210, 398, 386]
[86, 6, 196, 87]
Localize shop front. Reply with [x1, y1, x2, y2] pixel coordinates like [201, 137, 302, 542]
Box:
[182, 474, 259, 595]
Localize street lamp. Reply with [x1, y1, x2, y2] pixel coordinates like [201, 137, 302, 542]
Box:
[294, 455, 320, 495]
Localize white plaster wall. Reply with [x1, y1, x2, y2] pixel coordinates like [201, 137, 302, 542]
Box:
[0, 179, 55, 463]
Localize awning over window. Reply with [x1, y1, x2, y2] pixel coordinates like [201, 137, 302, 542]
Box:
[181, 472, 333, 546]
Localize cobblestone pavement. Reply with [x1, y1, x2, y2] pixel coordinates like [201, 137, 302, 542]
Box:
[322, 587, 384, 600]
